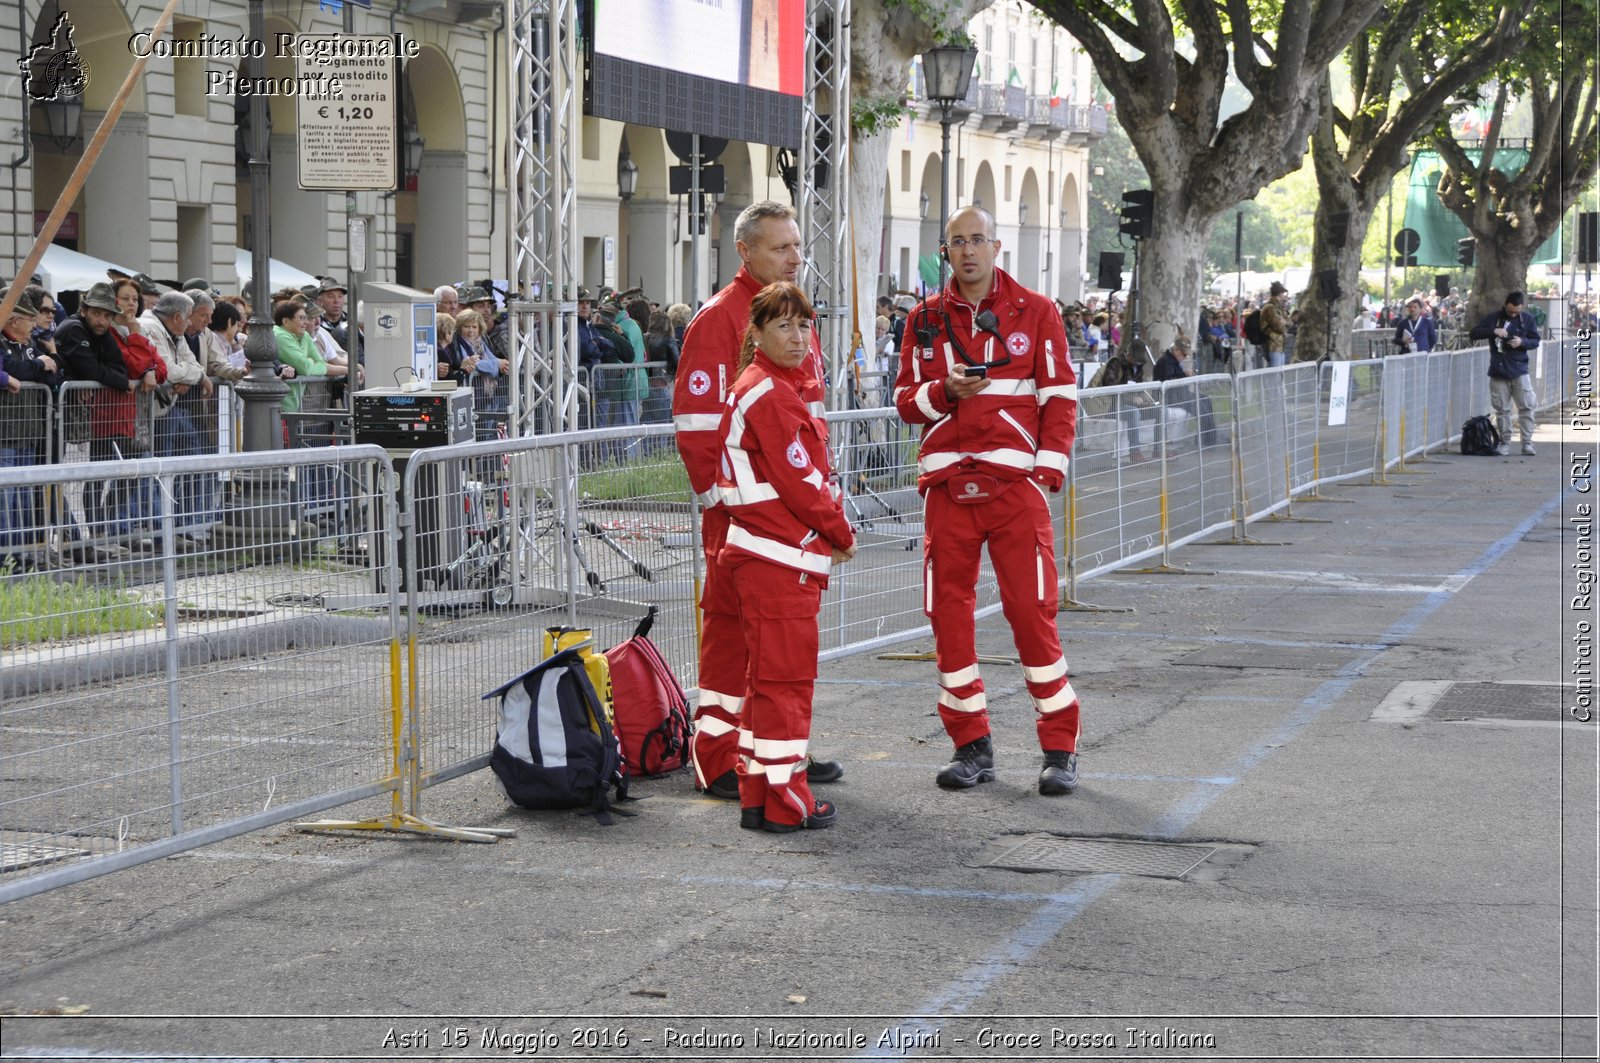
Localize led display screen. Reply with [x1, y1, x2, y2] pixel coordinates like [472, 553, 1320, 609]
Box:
[586, 0, 805, 147]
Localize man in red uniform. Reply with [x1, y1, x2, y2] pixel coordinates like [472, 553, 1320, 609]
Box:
[672, 200, 844, 800]
[894, 205, 1083, 796]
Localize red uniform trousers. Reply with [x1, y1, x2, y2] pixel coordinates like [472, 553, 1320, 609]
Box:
[688, 505, 747, 789]
[923, 477, 1080, 751]
[728, 557, 823, 828]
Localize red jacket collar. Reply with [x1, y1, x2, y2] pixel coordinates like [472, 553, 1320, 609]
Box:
[751, 349, 817, 392]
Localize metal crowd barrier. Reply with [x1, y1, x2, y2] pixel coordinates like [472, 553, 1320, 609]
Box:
[0, 382, 54, 563]
[0, 446, 402, 904]
[395, 424, 701, 823]
[0, 341, 1580, 901]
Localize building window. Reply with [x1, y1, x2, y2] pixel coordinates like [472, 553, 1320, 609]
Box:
[173, 18, 205, 117]
[901, 150, 911, 193]
[582, 118, 601, 161]
[1004, 166, 1012, 202]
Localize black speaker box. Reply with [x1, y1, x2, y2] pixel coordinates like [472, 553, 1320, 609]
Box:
[1580, 212, 1599, 266]
[1096, 252, 1124, 291]
[1324, 211, 1351, 249]
[1317, 270, 1340, 300]
[1435, 274, 1451, 299]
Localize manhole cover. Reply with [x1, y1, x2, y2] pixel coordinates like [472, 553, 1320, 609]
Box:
[1430, 682, 1576, 724]
[1175, 644, 1365, 672]
[1, 840, 90, 873]
[976, 834, 1218, 879]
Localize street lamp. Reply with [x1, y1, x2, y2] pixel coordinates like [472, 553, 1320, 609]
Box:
[404, 126, 426, 180]
[919, 190, 930, 220]
[617, 136, 639, 201]
[1018, 201, 1029, 226]
[38, 90, 83, 152]
[922, 41, 977, 289]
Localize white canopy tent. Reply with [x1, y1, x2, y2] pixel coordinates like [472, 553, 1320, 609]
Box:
[234, 249, 319, 293]
[1208, 269, 1277, 295]
[34, 245, 141, 293]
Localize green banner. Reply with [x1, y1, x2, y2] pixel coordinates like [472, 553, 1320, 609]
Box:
[1403, 150, 1561, 266]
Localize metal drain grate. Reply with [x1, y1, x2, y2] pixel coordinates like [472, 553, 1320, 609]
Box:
[1175, 644, 1366, 672]
[977, 834, 1219, 879]
[1430, 682, 1574, 723]
[1, 840, 90, 873]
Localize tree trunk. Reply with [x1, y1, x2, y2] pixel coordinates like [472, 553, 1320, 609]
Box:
[849, 128, 892, 360]
[1468, 228, 1542, 325]
[1294, 198, 1373, 361]
[1297, 113, 1379, 362]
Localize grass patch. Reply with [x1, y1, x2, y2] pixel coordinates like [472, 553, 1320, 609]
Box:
[0, 571, 162, 650]
[578, 452, 691, 502]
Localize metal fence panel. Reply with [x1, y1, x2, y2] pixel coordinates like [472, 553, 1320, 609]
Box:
[398, 424, 700, 800]
[0, 446, 402, 903]
[0, 382, 54, 563]
[1154, 373, 1235, 557]
[824, 407, 932, 658]
[1068, 381, 1167, 580]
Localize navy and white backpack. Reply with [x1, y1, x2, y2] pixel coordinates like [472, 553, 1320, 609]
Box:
[485, 648, 632, 824]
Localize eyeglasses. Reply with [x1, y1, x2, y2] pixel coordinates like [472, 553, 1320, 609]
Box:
[946, 236, 993, 249]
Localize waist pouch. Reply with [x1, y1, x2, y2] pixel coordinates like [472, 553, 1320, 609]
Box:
[946, 473, 1005, 504]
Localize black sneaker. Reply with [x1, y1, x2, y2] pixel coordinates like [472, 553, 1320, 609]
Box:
[739, 807, 765, 831]
[761, 798, 837, 833]
[806, 755, 844, 784]
[935, 735, 996, 789]
[1038, 750, 1079, 796]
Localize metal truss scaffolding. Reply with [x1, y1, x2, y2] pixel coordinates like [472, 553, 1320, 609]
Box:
[802, 0, 853, 410]
[506, 0, 850, 432]
[507, 0, 580, 437]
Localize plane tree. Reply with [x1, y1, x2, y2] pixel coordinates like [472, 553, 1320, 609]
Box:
[1028, 0, 1389, 351]
[1291, 0, 1530, 361]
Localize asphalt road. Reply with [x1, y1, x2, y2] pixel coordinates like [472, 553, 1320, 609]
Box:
[1, 416, 1594, 1063]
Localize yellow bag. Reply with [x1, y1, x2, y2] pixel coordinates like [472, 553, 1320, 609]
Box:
[544, 626, 615, 730]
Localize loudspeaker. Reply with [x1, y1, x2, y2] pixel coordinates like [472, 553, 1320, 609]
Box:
[1580, 212, 1599, 265]
[1317, 270, 1340, 300]
[1324, 211, 1351, 250]
[1435, 274, 1451, 299]
[1096, 251, 1125, 292]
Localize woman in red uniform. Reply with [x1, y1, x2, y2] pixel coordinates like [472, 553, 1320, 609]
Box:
[717, 283, 856, 833]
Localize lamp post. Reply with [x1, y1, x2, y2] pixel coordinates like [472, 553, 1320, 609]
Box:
[617, 136, 639, 201]
[921, 42, 977, 291]
[39, 90, 83, 152]
[237, 0, 287, 456]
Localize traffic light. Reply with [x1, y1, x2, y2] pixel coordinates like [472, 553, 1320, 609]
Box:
[1119, 189, 1154, 240]
[1456, 238, 1476, 267]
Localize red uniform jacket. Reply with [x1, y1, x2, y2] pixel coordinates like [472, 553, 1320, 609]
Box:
[716, 352, 853, 587]
[673, 267, 827, 509]
[894, 268, 1077, 493]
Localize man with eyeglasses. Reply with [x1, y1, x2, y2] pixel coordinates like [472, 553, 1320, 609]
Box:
[894, 205, 1083, 797]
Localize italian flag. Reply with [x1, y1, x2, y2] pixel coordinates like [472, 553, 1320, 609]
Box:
[1049, 76, 1061, 106]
